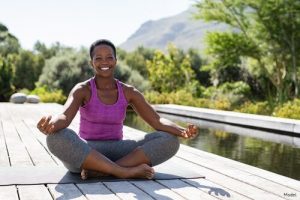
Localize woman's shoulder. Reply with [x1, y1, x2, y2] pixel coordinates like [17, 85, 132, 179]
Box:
[118, 80, 143, 102]
[71, 79, 92, 98]
[118, 81, 138, 93]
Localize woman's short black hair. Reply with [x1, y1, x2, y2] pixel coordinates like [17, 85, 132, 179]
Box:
[89, 39, 116, 59]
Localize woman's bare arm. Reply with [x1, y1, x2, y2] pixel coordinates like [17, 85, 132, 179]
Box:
[125, 86, 197, 138]
[37, 83, 89, 134]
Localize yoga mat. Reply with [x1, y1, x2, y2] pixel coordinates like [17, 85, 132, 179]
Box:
[0, 161, 204, 185]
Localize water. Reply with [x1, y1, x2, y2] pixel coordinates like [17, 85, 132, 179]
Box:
[124, 111, 300, 180]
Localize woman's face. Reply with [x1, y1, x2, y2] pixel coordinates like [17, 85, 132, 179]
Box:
[90, 44, 117, 77]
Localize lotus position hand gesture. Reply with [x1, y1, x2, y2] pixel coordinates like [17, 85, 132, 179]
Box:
[37, 116, 55, 135]
[180, 124, 198, 139]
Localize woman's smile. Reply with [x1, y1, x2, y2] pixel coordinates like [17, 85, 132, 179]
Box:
[99, 66, 110, 71]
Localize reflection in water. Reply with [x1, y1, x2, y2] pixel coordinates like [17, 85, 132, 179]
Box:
[124, 111, 300, 180]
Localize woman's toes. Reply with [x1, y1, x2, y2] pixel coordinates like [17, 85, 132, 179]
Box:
[81, 169, 88, 180]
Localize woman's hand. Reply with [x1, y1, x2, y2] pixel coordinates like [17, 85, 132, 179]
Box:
[37, 115, 55, 135]
[179, 124, 198, 139]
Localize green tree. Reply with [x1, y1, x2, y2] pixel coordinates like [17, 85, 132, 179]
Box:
[0, 23, 20, 56]
[34, 41, 62, 59]
[124, 46, 155, 78]
[13, 50, 45, 90]
[0, 55, 15, 101]
[39, 48, 93, 94]
[187, 48, 210, 86]
[194, 0, 300, 103]
[114, 61, 150, 92]
[146, 44, 195, 93]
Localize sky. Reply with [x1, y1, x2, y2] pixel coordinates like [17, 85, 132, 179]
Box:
[0, 0, 195, 50]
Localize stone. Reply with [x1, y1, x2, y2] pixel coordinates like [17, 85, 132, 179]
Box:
[27, 95, 40, 104]
[10, 93, 27, 104]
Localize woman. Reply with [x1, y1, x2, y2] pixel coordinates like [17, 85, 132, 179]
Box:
[37, 39, 197, 180]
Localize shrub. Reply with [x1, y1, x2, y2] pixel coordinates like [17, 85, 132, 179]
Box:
[235, 101, 272, 115]
[30, 85, 66, 104]
[272, 99, 300, 119]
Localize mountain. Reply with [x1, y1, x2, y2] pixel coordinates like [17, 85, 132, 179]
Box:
[119, 7, 228, 52]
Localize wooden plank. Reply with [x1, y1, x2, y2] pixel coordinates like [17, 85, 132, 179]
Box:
[76, 183, 119, 200]
[0, 105, 32, 166]
[157, 179, 219, 200]
[182, 178, 252, 200]
[48, 184, 87, 200]
[181, 145, 300, 191]
[23, 118, 63, 166]
[2, 119, 33, 166]
[10, 119, 56, 166]
[0, 186, 19, 200]
[176, 149, 299, 198]
[130, 180, 186, 200]
[0, 120, 10, 166]
[18, 185, 53, 200]
[171, 156, 286, 200]
[104, 181, 153, 200]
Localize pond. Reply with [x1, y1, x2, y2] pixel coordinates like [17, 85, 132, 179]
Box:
[124, 111, 300, 180]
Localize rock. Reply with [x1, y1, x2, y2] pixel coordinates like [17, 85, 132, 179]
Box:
[10, 93, 27, 104]
[27, 95, 40, 103]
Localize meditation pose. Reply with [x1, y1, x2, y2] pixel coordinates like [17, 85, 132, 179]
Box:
[37, 39, 197, 179]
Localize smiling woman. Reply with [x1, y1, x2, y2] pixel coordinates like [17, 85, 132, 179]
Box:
[36, 39, 198, 180]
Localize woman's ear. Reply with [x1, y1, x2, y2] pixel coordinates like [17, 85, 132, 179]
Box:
[89, 60, 93, 68]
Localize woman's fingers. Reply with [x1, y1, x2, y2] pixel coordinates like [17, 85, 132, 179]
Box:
[37, 116, 46, 129]
[37, 115, 53, 134]
[183, 124, 198, 138]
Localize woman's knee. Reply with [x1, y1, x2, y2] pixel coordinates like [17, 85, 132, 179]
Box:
[157, 131, 180, 155]
[46, 128, 77, 155]
[144, 131, 180, 165]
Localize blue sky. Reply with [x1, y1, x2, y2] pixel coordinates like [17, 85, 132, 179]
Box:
[0, 0, 195, 50]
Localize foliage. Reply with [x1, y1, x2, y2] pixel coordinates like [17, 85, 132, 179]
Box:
[144, 90, 232, 110]
[272, 99, 300, 119]
[235, 101, 273, 115]
[30, 85, 67, 104]
[0, 23, 20, 56]
[0, 55, 15, 101]
[194, 0, 300, 103]
[13, 50, 45, 90]
[34, 41, 62, 59]
[115, 61, 150, 92]
[123, 46, 155, 78]
[187, 48, 210, 87]
[146, 44, 196, 93]
[39, 48, 93, 95]
[202, 81, 251, 107]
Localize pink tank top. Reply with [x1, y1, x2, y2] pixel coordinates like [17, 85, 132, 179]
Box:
[79, 78, 128, 140]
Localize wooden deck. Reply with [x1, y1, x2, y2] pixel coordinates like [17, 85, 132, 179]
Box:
[0, 103, 299, 200]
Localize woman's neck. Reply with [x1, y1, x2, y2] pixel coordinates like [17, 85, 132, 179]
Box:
[94, 76, 116, 90]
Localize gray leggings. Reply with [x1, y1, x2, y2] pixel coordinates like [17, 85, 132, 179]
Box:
[46, 128, 180, 173]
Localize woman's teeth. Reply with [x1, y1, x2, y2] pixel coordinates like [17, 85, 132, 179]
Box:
[100, 67, 109, 71]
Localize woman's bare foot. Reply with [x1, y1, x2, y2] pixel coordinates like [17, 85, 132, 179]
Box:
[124, 164, 155, 179]
[81, 164, 154, 180]
[80, 169, 108, 180]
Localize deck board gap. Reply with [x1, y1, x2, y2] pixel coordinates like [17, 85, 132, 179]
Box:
[22, 120, 60, 166]
[1, 120, 12, 166]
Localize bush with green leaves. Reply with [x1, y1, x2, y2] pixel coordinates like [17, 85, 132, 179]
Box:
[39, 48, 93, 95]
[13, 50, 45, 90]
[235, 101, 272, 115]
[0, 55, 15, 101]
[146, 44, 196, 93]
[114, 61, 150, 92]
[272, 99, 300, 119]
[30, 85, 66, 104]
[202, 81, 250, 107]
